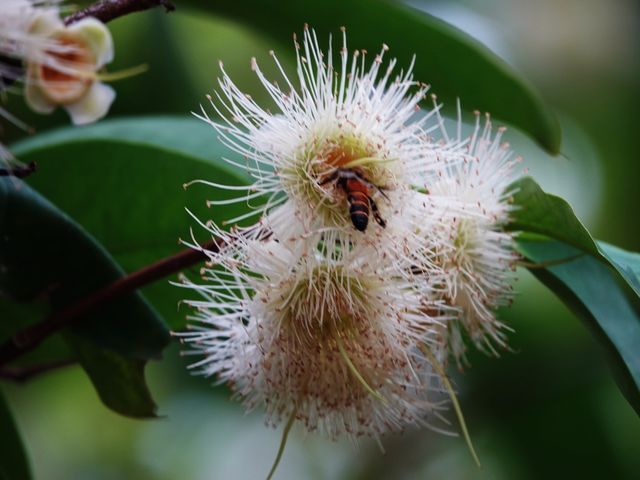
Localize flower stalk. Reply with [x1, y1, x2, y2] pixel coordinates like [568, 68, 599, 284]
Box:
[336, 334, 388, 406]
[420, 343, 481, 467]
[266, 408, 297, 480]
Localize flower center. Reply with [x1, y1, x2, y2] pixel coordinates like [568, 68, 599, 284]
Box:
[321, 137, 370, 169]
[452, 218, 480, 263]
[284, 134, 395, 228]
[251, 263, 421, 432]
[279, 265, 369, 342]
[39, 34, 95, 105]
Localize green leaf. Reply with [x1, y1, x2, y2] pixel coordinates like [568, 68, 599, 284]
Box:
[0, 178, 169, 359]
[182, 0, 560, 153]
[507, 177, 599, 257]
[599, 242, 640, 298]
[11, 117, 251, 330]
[0, 178, 167, 416]
[517, 239, 640, 415]
[509, 177, 640, 414]
[509, 178, 640, 303]
[0, 389, 31, 480]
[67, 338, 159, 418]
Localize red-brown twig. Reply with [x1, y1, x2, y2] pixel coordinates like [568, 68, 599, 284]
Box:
[0, 359, 77, 383]
[0, 238, 223, 367]
[64, 0, 175, 25]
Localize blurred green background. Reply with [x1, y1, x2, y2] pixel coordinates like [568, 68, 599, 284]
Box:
[2, 0, 639, 478]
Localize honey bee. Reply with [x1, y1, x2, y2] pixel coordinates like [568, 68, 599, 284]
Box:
[320, 167, 388, 232]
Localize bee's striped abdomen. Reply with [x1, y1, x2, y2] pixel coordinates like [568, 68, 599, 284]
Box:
[348, 189, 370, 232]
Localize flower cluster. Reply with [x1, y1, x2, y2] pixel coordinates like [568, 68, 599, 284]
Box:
[178, 26, 520, 442]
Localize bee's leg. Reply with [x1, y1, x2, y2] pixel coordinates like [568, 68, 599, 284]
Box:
[369, 197, 386, 228]
[375, 185, 390, 200]
[318, 169, 339, 186]
[352, 170, 390, 200]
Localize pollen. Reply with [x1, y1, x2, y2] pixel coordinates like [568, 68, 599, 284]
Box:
[322, 137, 372, 168]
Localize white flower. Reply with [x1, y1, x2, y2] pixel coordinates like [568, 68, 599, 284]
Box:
[425, 111, 521, 362]
[0, 0, 115, 125]
[176, 228, 452, 440]
[193, 26, 464, 247]
[0, 1, 62, 74]
[1, 1, 61, 168]
[24, 15, 116, 125]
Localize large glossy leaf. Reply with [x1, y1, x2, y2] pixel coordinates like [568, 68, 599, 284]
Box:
[509, 177, 640, 301]
[600, 242, 640, 298]
[0, 389, 31, 480]
[0, 178, 167, 417]
[509, 177, 640, 414]
[0, 178, 169, 358]
[517, 238, 640, 415]
[508, 177, 599, 257]
[11, 117, 251, 330]
[182, 0, 560, 153]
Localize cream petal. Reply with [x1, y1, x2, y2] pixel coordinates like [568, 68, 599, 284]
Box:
[66, 18, 114, 67]
[65, 82, 115, 125]
[28, 9, 63, 36]
[24, 70, 56, 115]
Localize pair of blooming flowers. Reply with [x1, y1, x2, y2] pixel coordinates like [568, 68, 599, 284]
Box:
[179, 26, 521, 444]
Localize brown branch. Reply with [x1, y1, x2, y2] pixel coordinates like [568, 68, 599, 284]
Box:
[0, 237, 224, 367]
[0, 161, 37, 179]
[65, 0, 176, 25]
[0, 359, 77, 383]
